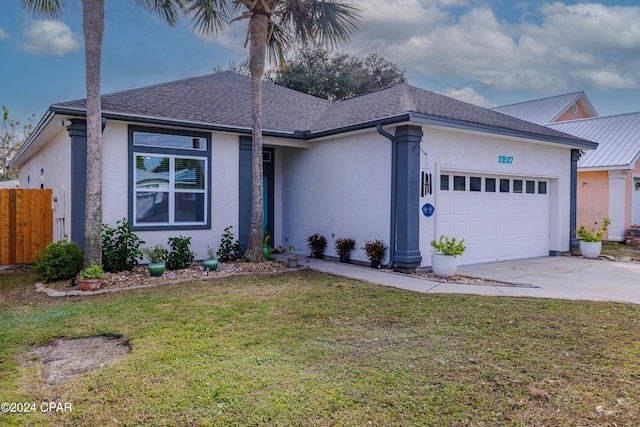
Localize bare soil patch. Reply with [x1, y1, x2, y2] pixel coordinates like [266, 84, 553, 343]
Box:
[24, 336, 132, 386]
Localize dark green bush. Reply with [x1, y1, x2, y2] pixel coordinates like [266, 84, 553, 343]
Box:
[102, 219, 145, 273]
[217, 226, 241, 262]
[32, 239, 84, 282]
[166, 236, 195, 270]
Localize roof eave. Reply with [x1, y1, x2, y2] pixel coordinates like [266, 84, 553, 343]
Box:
[408, 112, 598, 150]
[9, 109, 56, 169]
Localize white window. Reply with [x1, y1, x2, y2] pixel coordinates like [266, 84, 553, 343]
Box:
[130, 129, 209, 228]
[134, 154, 207, 226]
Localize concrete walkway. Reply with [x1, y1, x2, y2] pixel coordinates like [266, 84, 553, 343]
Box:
[277, 254, 640, 305]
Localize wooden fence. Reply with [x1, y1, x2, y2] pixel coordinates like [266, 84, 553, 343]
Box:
[0, 188, 53, 264]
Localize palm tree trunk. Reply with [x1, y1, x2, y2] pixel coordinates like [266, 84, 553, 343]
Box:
[245, 12, 269, 262]
[82, 0, 104, 267]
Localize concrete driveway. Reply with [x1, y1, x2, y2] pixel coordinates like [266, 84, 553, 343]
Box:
[458, 256, 640, 304]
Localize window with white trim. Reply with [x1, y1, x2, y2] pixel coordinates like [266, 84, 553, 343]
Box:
[131, 129, 209, 228]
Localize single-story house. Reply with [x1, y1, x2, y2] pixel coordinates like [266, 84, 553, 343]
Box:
[494, 92, 640, 242]
[10, 72, 596, 269]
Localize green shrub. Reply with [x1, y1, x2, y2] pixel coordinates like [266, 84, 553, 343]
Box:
[430, 235, 466, 257]
[32, 239, 84, 282]
[217, 226, 241, 262]
[166, 236, 195, 270]
[102, 219, 145, 273]
[142, 244, 167, 264]
[78, 264, 106, 279]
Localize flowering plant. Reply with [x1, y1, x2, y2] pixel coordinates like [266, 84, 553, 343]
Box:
[335, 237, 355, 256]
[362, 240, 387, 262]
[576, 217, 610, 242]
[307, 233, 327, 257]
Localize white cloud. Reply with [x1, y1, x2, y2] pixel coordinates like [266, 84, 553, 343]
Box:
[347, 1, 640, 93]
[438, 87, 495, 108]
[21, 20, 81, 56]
[0, 28, 9, 41]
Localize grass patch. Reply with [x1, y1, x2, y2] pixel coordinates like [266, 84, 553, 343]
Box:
[1, 269, 639, 426]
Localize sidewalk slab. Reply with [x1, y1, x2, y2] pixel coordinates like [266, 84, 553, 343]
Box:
[276, 254, 640, 305]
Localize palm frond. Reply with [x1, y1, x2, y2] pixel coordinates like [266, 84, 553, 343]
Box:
[275, 0, 360, 48]
[182, 0, 237, 35]
[135, 0, 184, 26]
[21, 0, 66, 19]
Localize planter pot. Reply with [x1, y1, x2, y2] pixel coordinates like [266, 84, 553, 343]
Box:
[262, 247, 272, 261]
[76, 278, 102, 291]
[431, 254, 458, 278]
[287, 255, 299, 269]
[371, 260, 381, 269]
[339, 254, 349, 263]
[148, 262, 166, 277]
[580, 241, 602, 259]
[202, 258, 219, 271]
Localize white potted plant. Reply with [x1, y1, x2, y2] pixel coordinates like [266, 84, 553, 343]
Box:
[577, 217, 610, 259]
[287, 245, 300, 268]
[430, 235, 466, 278]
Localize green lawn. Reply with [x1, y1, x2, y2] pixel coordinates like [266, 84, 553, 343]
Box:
[1, 268, 639, 426]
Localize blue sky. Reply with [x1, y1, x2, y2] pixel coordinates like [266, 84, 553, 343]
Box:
[2, 0, 640, 127]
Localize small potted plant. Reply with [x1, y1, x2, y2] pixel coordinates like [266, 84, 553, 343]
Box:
[362, 239, 387, 269]
[142, 244, 168, 277]
[335, 237, 355, 263]
[262, 232, 272, 261]
[430, 235, 466, 278]
[76, 264, 106, 291]
[287, 245, 300, 268]
[307, 233, 327, 258]
[203, 245, 219, 272]
[577, 217, 610, 259]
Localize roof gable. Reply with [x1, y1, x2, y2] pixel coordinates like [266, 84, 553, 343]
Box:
[548, 112, 640, 169]
[492, 92, 597, 125]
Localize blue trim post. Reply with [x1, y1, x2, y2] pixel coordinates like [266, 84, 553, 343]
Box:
[570, 149, 581, 250]
[239, 136, 253, 253]
[394, 125, 423, 272]
[68, 119, 87, 249]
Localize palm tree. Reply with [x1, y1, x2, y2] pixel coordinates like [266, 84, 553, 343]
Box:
[183, 0, 360, 261]
[22, 0, 183, 267]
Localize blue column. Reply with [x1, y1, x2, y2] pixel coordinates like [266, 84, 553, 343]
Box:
[394, 125, 423, 272]
[570, 149, 581, 250]
[68, 119, 87, 249]
[238, 136, 252, 253]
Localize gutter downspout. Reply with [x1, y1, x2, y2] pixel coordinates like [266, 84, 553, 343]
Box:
[377, 123, 396, 268]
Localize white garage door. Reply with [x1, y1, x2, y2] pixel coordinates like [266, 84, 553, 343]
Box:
[438, 173, 550, 264]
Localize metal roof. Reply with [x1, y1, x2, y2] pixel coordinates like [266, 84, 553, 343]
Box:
[547, 112, 640, 169]
[491, 92, 597, 125]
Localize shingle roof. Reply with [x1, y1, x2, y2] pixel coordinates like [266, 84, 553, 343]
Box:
[491, 92, 597, 125]
[54, 71, 332, 134]
[312, 84, 589, 143]
[547, 112, 640, 169]
[52, 71, 593, 147]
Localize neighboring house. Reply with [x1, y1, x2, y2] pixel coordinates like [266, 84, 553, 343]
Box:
[494, 92, 640, 242]
[10, 72, 595, 269]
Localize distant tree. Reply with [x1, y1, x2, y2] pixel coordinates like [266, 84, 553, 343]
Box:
[271, 47, 407, 101]
[0, 106, 34, 180]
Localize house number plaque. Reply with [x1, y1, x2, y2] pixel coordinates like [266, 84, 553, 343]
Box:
[498, 155, 514, 164]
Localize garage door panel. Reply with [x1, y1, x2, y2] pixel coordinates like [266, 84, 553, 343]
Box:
[439, 173, 549, 264]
